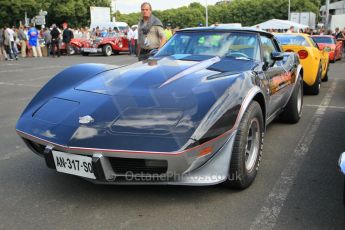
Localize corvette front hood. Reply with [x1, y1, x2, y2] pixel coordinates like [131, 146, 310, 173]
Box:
[17, 55, 254, 152]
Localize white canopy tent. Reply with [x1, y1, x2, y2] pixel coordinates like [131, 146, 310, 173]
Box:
[252, 19, 309, 31]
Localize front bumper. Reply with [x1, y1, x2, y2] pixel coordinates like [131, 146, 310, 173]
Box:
[81, 47, 102, 54]
[19, 130, 236, 186]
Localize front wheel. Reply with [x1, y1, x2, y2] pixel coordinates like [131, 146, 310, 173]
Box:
[103, 44, 113, 56]
[280, 76, 303, 123]
[223, 101, 264, 189]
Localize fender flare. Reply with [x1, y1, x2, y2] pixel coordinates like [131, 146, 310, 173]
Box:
[235, 86, 266, 130]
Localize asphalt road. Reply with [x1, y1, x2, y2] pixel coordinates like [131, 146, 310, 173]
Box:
[0, 55, 344, 230]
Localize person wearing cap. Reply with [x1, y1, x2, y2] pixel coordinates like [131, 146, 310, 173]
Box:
[137, 2, 166, 61]
[164, 23, 173, 41]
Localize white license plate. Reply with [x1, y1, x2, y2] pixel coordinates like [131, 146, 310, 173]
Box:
[82, 48, 98, 53]
[52, 150, 96, 179]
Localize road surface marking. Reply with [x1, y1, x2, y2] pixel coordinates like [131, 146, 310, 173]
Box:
[0, 65, 69, 73]
[304, 104, 345, 110]
[250, 81, 337, 230]
[0, 82, 41, 88]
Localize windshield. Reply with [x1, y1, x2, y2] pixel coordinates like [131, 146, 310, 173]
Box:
[107, 32, 119, 38]
[118, 26, 128, 32]
[156, 32, 261, 61]
[275, 35, 310, 47]
[312, 36, 335, 44]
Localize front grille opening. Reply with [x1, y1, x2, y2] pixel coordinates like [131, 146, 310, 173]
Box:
[23, 138, 46, 155]
[108, 157, 168, 175]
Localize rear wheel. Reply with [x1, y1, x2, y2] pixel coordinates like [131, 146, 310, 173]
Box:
[322, 62, 329, 82]
[223, 101, 264, 189]
[280, 76, 303, 123]
[103, 44, 112, 56]
[68, 46, 75, 55]
[306, 65, 321, 95]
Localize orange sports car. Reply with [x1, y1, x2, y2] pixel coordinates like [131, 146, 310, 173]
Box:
[311, 35, 343, 62]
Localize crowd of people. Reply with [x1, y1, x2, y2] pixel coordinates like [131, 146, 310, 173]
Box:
[0, 20, 175, 61]
[1, 0, 344, 63]
[0, 23, 85, 61]
[262, 25, 345, 38]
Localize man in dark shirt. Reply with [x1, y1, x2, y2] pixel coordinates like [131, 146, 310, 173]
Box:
[62, 25, 74, 55]
[50, 24, 61, 58]
[334, 27, 345, 57]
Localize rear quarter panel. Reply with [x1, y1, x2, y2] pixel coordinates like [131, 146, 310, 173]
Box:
[281, 45, 319, 86]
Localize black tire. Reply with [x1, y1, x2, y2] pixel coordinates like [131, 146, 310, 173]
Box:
[103, 44, 112, 56]
[306, 65, 321, 95]
[280, 77, 303, 123]
[343, 177, 345, 206]
[223, 101, 264, 189]
[81, 52, 89, 56]
[68, 46, 75, 55]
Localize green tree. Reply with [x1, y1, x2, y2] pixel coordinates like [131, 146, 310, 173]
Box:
[0, 0, 39, 26]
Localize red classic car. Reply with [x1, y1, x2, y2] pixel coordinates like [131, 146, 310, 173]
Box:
[80, 32, 129, 56]
[60, 38, 90, 55]
[311, 35, 343, 62]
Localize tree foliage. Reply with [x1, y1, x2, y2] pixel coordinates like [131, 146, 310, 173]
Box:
[116, 0, 320, 28]
[0, 0, 321, 28]
[0, 0, 110, 27]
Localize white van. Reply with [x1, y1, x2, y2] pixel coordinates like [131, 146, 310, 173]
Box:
[90, 22, 129, 32]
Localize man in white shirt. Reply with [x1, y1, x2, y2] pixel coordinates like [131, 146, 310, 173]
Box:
[287, 26, 294, 33]
[127, 27, 134, 56]
[5, 26, 18, 60]
[133, 26, 138, 56]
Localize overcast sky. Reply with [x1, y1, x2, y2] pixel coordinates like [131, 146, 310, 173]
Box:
[115, 0, 221, 14]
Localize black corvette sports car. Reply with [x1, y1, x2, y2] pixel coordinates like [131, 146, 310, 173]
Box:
[16, 27, 303, 189]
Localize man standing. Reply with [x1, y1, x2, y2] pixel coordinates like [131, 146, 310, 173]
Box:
[28, 24, 40, 57]
[132, 26, 138, 56]
[62, 24, 74, 55]
[137, 2, 166, 61]
[50, 24, 61, 58]
[0, 27, 7, 61]
[127, 26, 135, 56]
[18, 26, 27, 58]
[4, 25, 17, 60]
[42, 27, 52, 57]
[164, 23, 173, 41]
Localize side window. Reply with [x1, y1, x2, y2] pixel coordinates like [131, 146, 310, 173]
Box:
[260, 36, 278, 64]
[309, 37, 319, 49]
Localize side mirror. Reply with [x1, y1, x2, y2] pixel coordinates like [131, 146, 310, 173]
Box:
[263, 52, 284, 70]
[149, 49, 158, 56]
[323, 47, 332, 52]
[271, 52, 284, 61]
